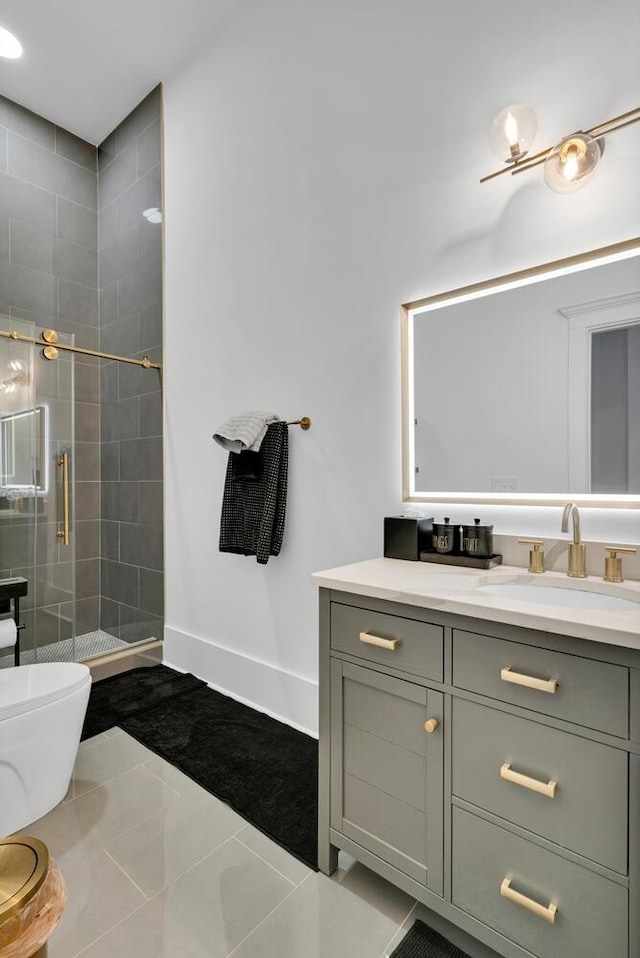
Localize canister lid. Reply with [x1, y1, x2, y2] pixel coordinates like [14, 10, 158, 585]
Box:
[0, 837, 49, 925]
[463, 517, 493, 532]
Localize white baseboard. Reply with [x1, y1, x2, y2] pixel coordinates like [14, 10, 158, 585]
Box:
[163, 626, 319, 738]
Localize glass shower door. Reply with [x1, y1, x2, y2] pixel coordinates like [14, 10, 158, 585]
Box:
[34, 330, 76, 662]
[0, 316, 38, 666]
[0, 317, 76, 665]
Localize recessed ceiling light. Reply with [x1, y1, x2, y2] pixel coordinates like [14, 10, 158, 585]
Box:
[0, 25, 22, 59]
[143, 207, 162, 224]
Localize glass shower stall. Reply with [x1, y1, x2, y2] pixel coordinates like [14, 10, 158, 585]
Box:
[0, 84, 164, 669]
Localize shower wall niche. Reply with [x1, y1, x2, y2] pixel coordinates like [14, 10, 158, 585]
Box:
[0, 87, 164, 664]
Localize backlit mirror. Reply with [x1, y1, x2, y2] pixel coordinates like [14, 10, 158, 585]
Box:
[0, 406, 48, 493]
[402, 239, 640, 506]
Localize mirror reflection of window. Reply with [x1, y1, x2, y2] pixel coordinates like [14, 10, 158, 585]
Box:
[591, 324, 640, 494]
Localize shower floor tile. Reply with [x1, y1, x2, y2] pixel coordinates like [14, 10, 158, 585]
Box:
[0, 629, 129, 668]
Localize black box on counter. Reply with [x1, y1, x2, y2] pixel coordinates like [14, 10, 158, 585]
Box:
[384, 515, 434, 561]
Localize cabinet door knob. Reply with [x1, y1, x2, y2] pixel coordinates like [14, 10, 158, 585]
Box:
[424, 718, 439, 734]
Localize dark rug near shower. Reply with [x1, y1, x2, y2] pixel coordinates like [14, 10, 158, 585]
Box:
[121, 683, 319, 870]
[391, 918, 469, 958]
[390, 920, 472, 958]
[81, 665, 206, 740]
[82, 664, 318, 869]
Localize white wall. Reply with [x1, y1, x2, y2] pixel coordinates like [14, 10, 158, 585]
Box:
[163, 0, 640, 733]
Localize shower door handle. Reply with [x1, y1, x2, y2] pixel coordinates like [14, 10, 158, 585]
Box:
[56, 453, 70, 545]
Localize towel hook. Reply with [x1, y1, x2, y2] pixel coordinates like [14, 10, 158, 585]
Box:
[286, 417, 311, 430]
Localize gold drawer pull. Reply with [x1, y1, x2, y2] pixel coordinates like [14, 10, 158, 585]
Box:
[501, 667, 558, 695]
[359, 631, 399, 651]
[424, 718, 439, 734]
[500, 878, 557, 925]
[501, 763, 557, 799]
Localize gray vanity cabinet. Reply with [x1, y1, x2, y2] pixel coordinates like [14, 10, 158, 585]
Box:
[452, 628, 628, 736]
[330, 659, 444, 891]
[318, 587, 637, 958]
[452, 808, 628, 958]
[451, 697, 628, 874]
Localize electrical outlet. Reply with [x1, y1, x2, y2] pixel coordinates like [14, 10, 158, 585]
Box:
[491, 476, 519, 492]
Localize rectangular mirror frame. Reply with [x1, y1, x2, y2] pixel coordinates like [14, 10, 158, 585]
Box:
[0, 405, 48, 494]
[401, 236, 640, 509]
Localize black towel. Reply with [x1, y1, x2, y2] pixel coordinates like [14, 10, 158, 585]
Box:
[219, 421, 288, 564]
[232, 450, 263, 481]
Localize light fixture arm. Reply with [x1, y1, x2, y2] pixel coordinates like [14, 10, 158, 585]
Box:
[585, 105, 640, 137]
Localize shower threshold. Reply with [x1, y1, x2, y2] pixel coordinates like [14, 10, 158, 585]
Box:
[0, 630, 130, 668]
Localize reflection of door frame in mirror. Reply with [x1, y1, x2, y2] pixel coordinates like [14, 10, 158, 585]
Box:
[565, 294, 640, 495]
[401, 236, 640, 508]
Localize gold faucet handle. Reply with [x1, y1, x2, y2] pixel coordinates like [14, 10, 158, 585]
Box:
[518, 539, 545, 574]
[604, 546, 637, 583]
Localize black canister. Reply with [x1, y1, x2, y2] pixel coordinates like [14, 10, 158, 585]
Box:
[462, 518, 494, 558]
[432, 517, 459, 554]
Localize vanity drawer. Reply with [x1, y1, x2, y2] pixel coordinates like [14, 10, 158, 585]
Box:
[452, 698, 628, 873]
[452, 629, 628, 737]
[452, 807, 628, 958]
[331, 603, 443, 682]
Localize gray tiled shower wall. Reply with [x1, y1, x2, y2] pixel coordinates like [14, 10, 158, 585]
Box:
[98, 87, 164, 643]
[0, 95, 100, 650]
[0, 88, 164, 652]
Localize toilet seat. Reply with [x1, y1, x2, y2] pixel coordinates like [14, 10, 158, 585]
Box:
[0, 663, 91, 722]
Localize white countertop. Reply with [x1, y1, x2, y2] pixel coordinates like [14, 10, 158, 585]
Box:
[311, 558, 640, 651]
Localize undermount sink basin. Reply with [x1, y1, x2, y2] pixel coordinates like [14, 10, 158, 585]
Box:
[476, 581, 640, 611]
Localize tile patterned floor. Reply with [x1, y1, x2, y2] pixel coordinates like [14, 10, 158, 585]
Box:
[0, 630, 128, 669]
[19, 730, 418, 957]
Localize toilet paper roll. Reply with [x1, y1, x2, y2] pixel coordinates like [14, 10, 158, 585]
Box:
[0, 617, 17, 649]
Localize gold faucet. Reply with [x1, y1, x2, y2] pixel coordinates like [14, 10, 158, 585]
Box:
[561, 502, 587, 578]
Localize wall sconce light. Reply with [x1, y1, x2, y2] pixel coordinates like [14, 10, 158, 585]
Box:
[0, 359, 29, 394]
[481, 105, 640, 192]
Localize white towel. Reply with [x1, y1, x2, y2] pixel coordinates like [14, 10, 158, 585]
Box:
[0, 618, 16, 649]
[213, 411, 280, 453]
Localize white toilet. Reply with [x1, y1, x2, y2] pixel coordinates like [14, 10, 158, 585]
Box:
[0, 662, 91, 836]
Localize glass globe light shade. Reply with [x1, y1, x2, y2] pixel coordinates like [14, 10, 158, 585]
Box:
[0, 25, 22, 59]
[488, 104, 537, 164]
[543, 133, 603, 193]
